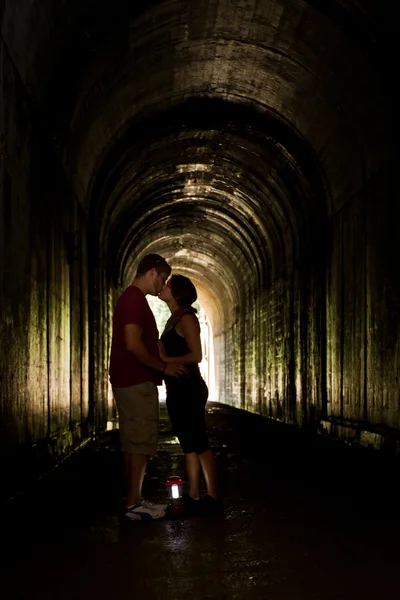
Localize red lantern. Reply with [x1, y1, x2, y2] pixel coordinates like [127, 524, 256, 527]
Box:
[165, 475, 185, 516]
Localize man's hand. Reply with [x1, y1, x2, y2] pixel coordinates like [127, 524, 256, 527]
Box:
[158, 340, 167, 361]
[164, 363, 187, 378]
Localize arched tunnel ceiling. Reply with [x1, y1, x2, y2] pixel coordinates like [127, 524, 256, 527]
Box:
[3, 0, 396, 198]
[94, 99, 324, 292]
[60, 0, 393, 205]
[2, 0, 398, 332]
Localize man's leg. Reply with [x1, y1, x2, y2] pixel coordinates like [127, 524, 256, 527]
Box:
[115, 383, 163, 516]
[126, 452, 148, 507]
[123, 451, 130, 492]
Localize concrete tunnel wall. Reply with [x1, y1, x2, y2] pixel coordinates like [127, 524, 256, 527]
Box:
[1, 0, 399, 503]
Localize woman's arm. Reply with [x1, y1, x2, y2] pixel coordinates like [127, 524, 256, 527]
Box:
[161, 313, 202, 365]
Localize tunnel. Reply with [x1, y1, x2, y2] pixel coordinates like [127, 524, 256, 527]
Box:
[1, 1, 400, 595]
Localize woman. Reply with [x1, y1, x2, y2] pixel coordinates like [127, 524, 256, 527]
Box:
[158, 274, 222, 514]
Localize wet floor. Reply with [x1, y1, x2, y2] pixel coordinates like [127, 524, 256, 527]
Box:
[2, 402, 400, 599]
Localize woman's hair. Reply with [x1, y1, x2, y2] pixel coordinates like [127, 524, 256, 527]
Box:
[169, 274, 197, 308]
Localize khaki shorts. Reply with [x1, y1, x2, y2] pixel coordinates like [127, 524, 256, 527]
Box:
[113, 382, 159, 455]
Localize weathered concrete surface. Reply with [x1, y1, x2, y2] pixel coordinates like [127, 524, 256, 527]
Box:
[0, 38, 91, 504]
[2, 404, 400, 599]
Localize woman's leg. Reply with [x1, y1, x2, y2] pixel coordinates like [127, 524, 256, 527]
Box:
[167, 396, 200, 497]
[198, 449, 218, 499]
[185, 452, 201, 498]
[191, 381, 219, 499]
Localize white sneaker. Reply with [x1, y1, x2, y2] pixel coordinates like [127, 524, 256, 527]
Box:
[141, 498, 167, 512]
[125, 502, 165, 521]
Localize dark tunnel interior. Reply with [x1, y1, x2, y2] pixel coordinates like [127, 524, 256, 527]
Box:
[1, 0, 400, 509]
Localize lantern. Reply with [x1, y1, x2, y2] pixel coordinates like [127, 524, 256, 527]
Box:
[165, 475, 185, 516]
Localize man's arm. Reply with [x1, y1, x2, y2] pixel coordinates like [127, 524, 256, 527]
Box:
[124, 324, 186, 377]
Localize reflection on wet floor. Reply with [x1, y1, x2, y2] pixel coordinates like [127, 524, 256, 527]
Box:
[2, 403, 400, 599]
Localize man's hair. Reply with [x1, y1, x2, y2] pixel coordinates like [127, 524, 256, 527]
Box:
[136, 254, 171, 277]
[169, 274, 197, 308]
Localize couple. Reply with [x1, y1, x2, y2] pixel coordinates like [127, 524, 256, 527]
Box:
[109, 253, 221, 521]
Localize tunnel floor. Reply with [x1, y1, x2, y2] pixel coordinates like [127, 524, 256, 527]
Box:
[2, 403, 400, 599]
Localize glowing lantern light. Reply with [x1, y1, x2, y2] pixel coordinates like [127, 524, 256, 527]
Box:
[165, 475, 185, 516]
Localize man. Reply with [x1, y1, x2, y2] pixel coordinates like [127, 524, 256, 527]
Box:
[109, 254, 186, 520]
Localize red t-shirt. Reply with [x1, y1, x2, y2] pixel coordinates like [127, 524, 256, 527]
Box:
[109, 286, 162, 387]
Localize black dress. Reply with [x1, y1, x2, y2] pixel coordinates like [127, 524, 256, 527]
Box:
[161, 320, 210, 454]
